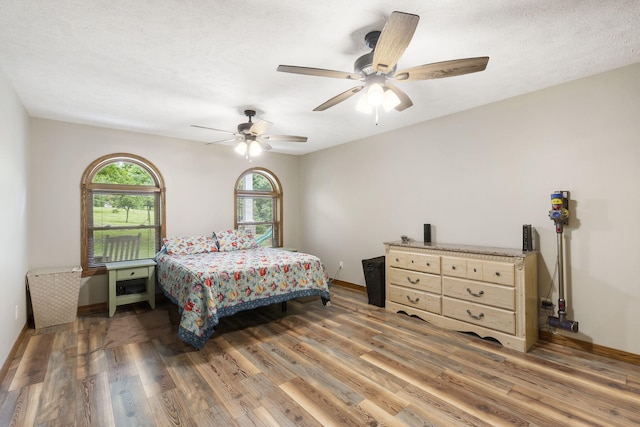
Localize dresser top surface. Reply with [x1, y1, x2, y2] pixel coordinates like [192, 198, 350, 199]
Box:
[384, 241, 536, 258]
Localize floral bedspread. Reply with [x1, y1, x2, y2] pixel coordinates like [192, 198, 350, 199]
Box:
[155, 247, 331, 349]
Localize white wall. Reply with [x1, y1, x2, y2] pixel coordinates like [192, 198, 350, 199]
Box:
[29, 119, 301, 306]
[299, 63, 640, 355]
[0, 69, 29, 367]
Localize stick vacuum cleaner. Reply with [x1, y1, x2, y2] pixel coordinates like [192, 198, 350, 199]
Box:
[548, 191, 579, 333]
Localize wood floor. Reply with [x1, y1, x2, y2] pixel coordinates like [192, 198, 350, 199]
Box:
[1, 285, 640, 427]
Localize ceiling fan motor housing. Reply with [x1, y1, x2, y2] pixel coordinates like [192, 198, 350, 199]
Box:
[364, 30, 380, 49]
[354, 31, 396, 77]
[238, 109, 256, 134]
[354, 51, 375, 76]
[237, 123, 252, 134]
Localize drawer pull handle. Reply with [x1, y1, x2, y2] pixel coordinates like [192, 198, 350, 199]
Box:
[426, 262, 430, 267]
[407, 277, 420, 285]
[466, 309, 485, 320]
[406, 295, 420, 304]
[466, 288, 485, 298]
[395, 258, 400, 262]
[451, 266, 457, 270]
[130, 272, 135, 276]
[473, 268, 477, 273]
[494, 272, 501, 277]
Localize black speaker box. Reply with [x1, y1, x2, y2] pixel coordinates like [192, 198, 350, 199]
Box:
[522, 224, 533, 251]
[424, 224, 431, 243]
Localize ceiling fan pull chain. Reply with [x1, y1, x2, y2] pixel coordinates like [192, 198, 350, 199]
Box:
[375, 107, 379, 125]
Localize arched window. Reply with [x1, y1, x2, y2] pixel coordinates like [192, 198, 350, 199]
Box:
[234, 168, 282, 248]
[81, 153, 166, 276]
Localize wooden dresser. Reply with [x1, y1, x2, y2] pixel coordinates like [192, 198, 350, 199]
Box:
[384, 241, 538, 352]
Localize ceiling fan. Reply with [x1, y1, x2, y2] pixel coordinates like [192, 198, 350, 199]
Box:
[277, 11, 489, 117]
[191, 109, 307, 162]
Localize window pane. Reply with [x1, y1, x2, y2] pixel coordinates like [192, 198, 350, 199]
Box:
[237, 196, 274, 223]
[237, 173, 273, 191]
[89, 191, 159, 266]
[93, 193, 156, 227]
[90, 228, 158, 265]
[93, 162, 154, 185]
[238, 224, 274, 247]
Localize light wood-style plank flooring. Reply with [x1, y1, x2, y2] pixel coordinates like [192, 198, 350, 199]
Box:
[1, 284, 639, 426]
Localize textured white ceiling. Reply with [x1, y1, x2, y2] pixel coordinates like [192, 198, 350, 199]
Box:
[1, 1, 639, 155]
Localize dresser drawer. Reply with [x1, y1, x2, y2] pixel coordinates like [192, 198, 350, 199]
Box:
[442, 257, 515, 287]
[389, 285, 441, 314]
[442, 256, 467, 278]
[115, 266, 150, 281]
[388, 267, 441, 293]
[482, 261, 515, 286]
[387, 251, 406, 269]
[442, 256, 483, 279]
[406, 253, 440, 274]
[466, 260, 484, 281]
[442, 277, 515, 310]
[442, 297, 515, 335]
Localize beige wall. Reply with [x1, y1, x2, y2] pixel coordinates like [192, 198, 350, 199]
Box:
[3, 63, 639, 368]
[299, 62, 640, 355]
[28, 119, 302, 306]
[0, 69, 30, 366]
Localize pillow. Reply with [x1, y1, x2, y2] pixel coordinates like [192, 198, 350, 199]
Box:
[163, 236, 219, 255]
[215, 229, 259, 251]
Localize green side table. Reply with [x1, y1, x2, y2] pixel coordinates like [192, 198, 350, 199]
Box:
[105, 259, 156, 317]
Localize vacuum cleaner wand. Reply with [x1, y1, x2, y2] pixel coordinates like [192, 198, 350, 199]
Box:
[548, 191, 579, 333]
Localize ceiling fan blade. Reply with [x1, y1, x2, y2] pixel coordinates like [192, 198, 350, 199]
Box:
[263, 135, 307, 143]
[313, 86, 364, 111]
[394, 57, 490, 81]
[255, 139, 273, 151]
[249, 119, 272, 135]
[277, 65, 362, 80]
[205, 137, 241, 145]
[191, 124, 235, 134]
[385, 83, 413, 111]
[373, 11, 420, 74]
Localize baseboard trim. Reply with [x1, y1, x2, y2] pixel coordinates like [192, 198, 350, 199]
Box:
[330, 279, 365, 293]
[0, 322, 28, 384]
[539, 330, 640, 366]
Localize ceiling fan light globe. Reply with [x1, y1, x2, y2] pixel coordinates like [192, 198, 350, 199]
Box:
[235, 141, 248, 155]
[249, 140, 262, 156]
[366, 83, 384, 106]
[355, 93, 373, 114]
[383, 89, 401, 111]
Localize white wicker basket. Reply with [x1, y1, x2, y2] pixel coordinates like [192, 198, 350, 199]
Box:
[27, 266, 83, 329]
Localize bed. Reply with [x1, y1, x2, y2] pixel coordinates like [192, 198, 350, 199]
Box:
[155, 231, 331, 349]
